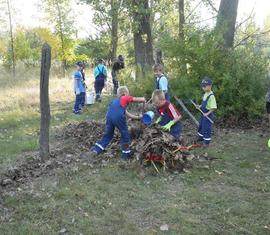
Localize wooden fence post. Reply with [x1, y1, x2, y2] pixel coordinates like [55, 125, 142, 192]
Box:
[39, 43, 51, 161]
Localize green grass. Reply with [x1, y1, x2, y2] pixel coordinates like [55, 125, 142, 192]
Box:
[1, 75, 270, 234]
[0, 100, 109, 165]
[1, 130, 270, 234]
[0, 73, 108, 165]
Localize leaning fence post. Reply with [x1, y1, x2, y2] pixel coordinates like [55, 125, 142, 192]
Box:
[39, 43, 51, 161]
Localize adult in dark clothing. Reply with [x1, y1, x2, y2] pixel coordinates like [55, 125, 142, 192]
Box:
[111, 55, 125, 95]
[266, 88, 270, 129]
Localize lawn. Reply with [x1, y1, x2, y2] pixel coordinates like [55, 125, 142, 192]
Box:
[0, 74, 270, 235]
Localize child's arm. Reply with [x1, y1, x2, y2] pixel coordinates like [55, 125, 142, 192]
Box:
[74, 76, 80, 94]
[203, 109, 216, 117]
[203, 95, 217, 116]
[171, 114, 182, 123]
[103, 66, 107, 76]
[126, 111, 141, 120]
[162, 104, 181, 131]
[133, 97, 146, 103]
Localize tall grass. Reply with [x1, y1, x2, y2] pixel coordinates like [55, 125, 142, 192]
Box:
[0, 65, 100, 113]
[0, 65, 110, 165]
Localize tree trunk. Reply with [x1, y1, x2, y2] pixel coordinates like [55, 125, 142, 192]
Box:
[178, 0, 187, 73]
[111, 0, 118, 61]
[155, 49, 163, 65]
[39, 43, 51, 161]
[6, 0, 15, 78]
[216, 0, 239, 48]
[132, 0, 154, 73]
[56, 1, 66, 78]
[179, 0, 185, 40]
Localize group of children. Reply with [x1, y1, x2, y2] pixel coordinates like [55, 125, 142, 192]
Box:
[73, 59, 109, 114]
[81, 63, 217, 160]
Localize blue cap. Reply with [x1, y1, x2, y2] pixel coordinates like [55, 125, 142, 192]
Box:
[201, 78, 213, 87]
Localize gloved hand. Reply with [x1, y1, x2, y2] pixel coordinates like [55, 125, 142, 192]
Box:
[75, 88, 80, 95]
[162, 121, 174, 131]
[155, 117, 162, 124]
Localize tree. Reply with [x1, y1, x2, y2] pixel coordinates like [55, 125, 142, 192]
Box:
[0, 0, 16, 77]
[75, 36, 111, 61]
[179, 0, 185, 40]
[215, 0, 239, 48]
[110, 0, 119, 60]
[6, 0, 15, 78]
[79, 0, 122, 61]
[132, 0, 154, 71]
[43, 0, 75, 77]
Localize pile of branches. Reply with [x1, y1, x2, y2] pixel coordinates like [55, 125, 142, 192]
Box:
[61, 121, 197, 172]
[131, 125, 195, 172]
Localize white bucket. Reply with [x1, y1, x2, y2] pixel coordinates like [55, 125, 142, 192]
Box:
[86, 91, 95, 105]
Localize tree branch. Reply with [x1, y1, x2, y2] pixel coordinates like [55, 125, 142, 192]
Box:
[233, 29, 270, 48]
[187, 15, 217, 25]
[235, 7, 255, 31]
[203, 0, 218, 13]
[185, 0, 203, 20]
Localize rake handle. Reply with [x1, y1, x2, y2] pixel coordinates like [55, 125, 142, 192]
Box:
[190, 99, 214, 124]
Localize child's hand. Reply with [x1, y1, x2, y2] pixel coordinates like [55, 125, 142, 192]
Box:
[195, 104, 200, 109]
[162, 121, 174, 131]
[155, 117, 162, 124]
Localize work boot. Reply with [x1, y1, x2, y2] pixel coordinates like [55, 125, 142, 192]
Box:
[121, 152, 131, 161]
[73, 110, 81, 115]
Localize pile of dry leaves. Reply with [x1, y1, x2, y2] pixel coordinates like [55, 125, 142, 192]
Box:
[62, 120, 199, 172]
[0, 120, 200, 189]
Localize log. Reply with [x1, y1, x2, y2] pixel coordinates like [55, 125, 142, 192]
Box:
[174, 96, 199, 127]
[39, 43, 51, 161]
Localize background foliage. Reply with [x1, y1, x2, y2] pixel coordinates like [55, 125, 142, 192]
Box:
[0, 0, 269, 121]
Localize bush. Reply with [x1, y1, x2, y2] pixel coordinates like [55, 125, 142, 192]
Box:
[157, 29, 269, 121]
[118, 65, 155, 99]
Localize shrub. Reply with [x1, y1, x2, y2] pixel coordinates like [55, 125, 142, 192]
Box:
[157, 29, 269, 121]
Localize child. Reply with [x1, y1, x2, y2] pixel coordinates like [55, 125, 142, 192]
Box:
[197, 78, 217, 146]
[80, 62, 87, 109]
[153, 64, 169, 100]
[152, 89, 182, 140]
[266, 88, 270, 128]
[90, 86, 145, 160]
[73, 62, 86, 114]
[94, 59, 107, 102]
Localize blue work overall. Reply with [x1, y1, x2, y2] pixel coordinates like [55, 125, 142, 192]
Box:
[198, 94, 214, 145]
[158, 103, 182, 140]
[95, 67, 106, 101]
[93, 98, 131, 159]
[156, 75, 170, 101]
